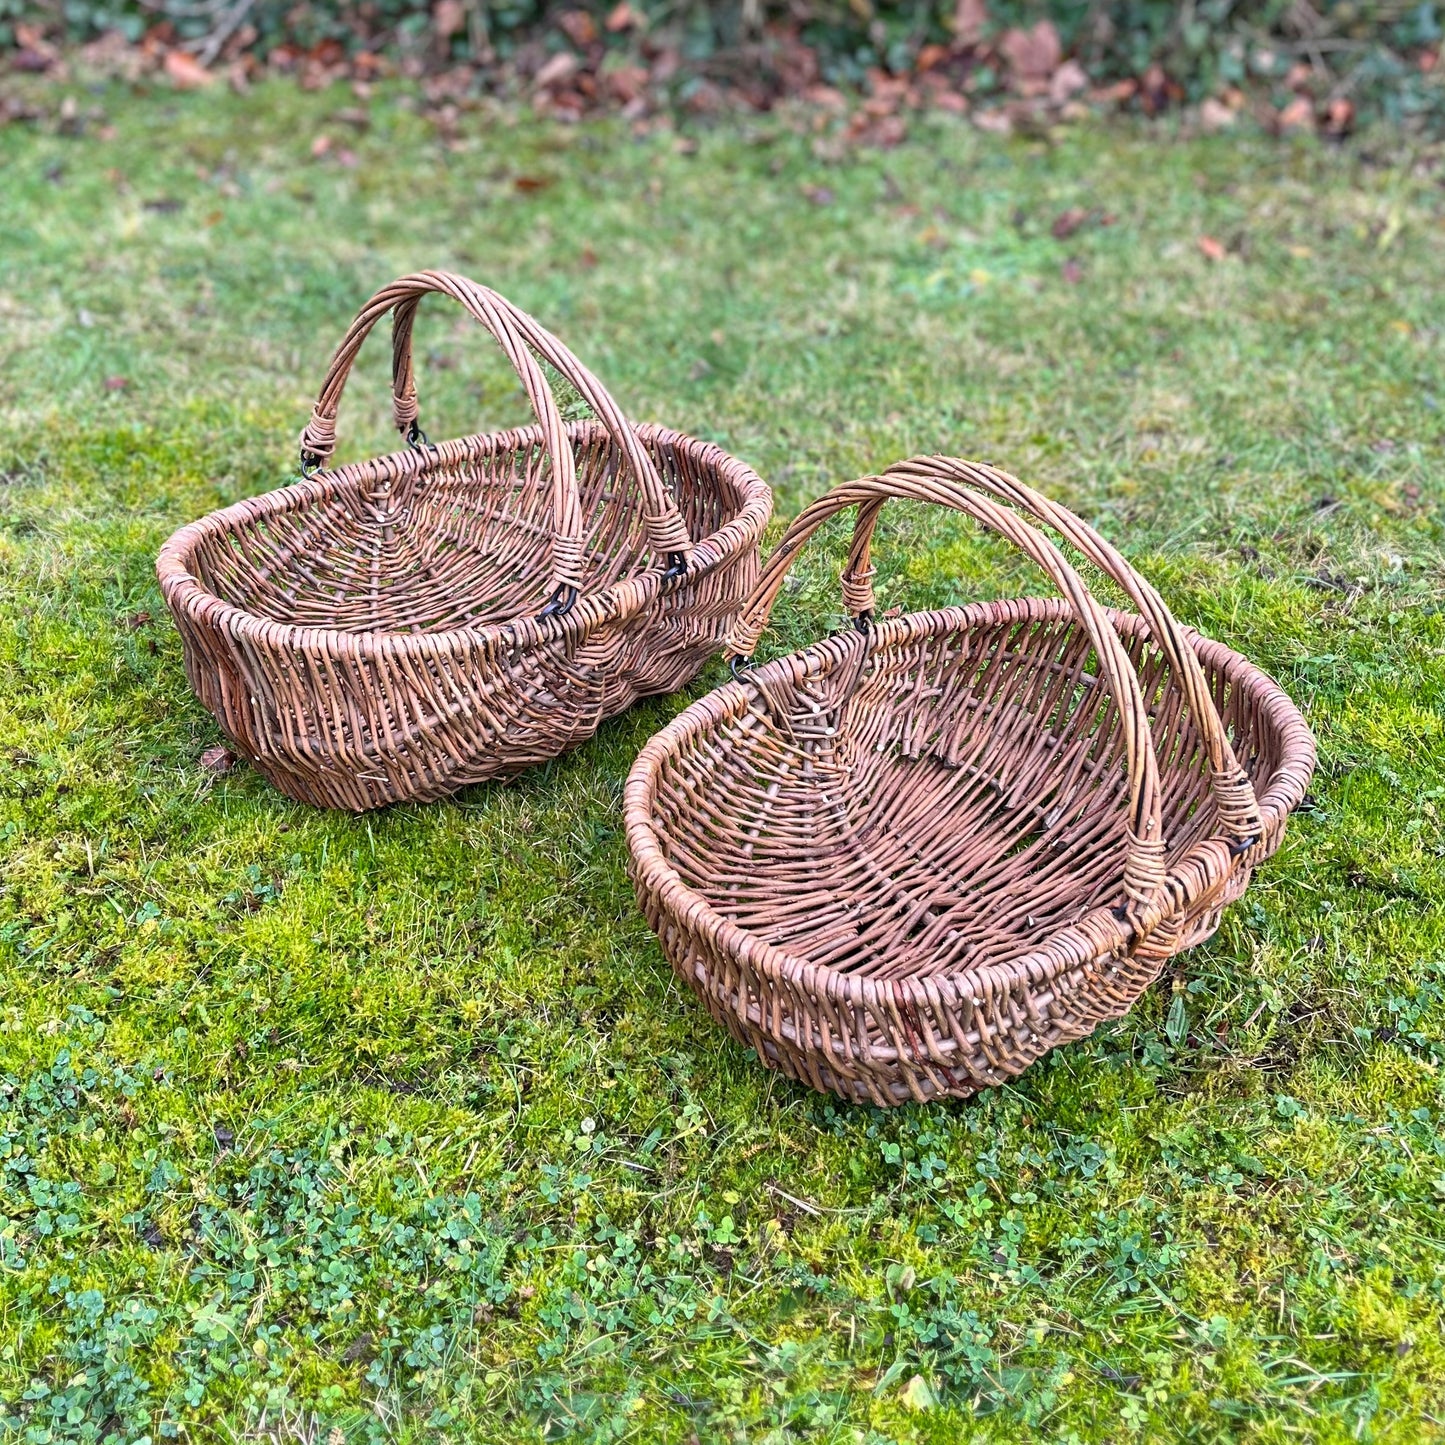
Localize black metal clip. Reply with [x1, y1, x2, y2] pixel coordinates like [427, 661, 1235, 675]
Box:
[728, 655, 754, 680]
[852, 609, 873, 633]
[662, 552, 688, 586]
[299, 450, 323, 478]
[539, 584, 579, 620]
[1228, 834, 1260, 858]
[405, 420, 432, 452]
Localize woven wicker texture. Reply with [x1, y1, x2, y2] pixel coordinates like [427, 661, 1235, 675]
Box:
[625, 460, 1315, 1105]
[157, 271, 772, 810]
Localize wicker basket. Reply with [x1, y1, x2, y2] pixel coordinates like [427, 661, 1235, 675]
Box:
[157, 272, 772, 810]
[625, 461, 1315, 1105]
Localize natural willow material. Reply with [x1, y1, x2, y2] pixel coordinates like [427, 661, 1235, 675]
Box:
[157, 271, 772, 810]
[625, 461, 1315, 1106]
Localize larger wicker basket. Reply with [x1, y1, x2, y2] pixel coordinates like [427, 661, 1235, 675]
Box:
[157, 272, 772, 810]
[625, 461, 1315, 1105]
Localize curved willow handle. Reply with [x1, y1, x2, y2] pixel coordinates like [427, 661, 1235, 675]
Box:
[298, 271, 690, 611]
[388, 273, 692, 566]
[877, 457, 1262, 851]
[723, 470, 1167, 922]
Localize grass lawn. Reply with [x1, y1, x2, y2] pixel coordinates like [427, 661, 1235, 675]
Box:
[1, 83, 1444, 1443]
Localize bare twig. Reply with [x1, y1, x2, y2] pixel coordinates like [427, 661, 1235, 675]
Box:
[188, 0, 256, 67]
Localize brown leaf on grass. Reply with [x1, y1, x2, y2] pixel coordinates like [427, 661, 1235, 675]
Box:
[578, 245, 598, 268]
[998, 21, 1061, 87]
[856, 113, 908, 148]
[534, 51, 579, 89]
[513, 174, 553, 192]
[557, 10, 598, 48]
[1199, 97, 1236, 131]
[1324, 97, 1354, 136]
[605, 1, 642, 32]
[12, 26, 59, 73]
[1051, 207, 1088, 239]
[124, 610, 152, 630]
[1138, 64, 1174, 114]
[1048, 59, 1088, 106]
[972, 107, 1012, 134]
[1197, 234, 1227, 262]
[310, 133, 332, 157]
[1092, 77, 1138, 104]
[163, 49, 215, 89]
[606, 64, 648, 103]
[201, 745, 237, 775]
[802, 83, 847, 110]
[952, 0, 988, 47]
[104, 375, 131, 392]
[1278, 96, 1315, 131]
[1061, 257, 1083, 284]
[803, 183, 835, 205]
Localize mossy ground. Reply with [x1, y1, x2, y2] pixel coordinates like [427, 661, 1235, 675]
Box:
[1, 85, 1443, 1443]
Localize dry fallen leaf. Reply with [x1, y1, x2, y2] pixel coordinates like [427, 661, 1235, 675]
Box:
[1199, 97, 1236, 131]
[534, 52, 579, 90]
[163, 50, 215, 90]
[953, 0, 988, 46]
[803, 184, 835, 206]
[201, 746, 237, 776]
[103, 375, 130, 392]
[1051, 206, 1088, 239]
[310, 133, 332, 157]
[513, 174, 553, 193]
[1278, 96, 1315, 132]
[998, 21, 1061, 87]
[124, 610, 151, 630]
[1061, 257, 1083, 284]
[1048, 59, 1088, 106]
[605, 1, 641, 32]
[1197, 234, 1227, 262]
[557, 9, 598, 47]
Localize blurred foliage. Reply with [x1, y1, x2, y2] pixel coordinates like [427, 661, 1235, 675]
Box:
[2, 0, 1443, 125]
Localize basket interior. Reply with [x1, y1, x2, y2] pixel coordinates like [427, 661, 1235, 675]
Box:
[649, 606, 1281, 985]
[184, 425, 741, 634]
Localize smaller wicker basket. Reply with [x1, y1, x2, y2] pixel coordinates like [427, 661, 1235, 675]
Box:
[157, 272, 771, 810]
[625, 460, 1315, 1105]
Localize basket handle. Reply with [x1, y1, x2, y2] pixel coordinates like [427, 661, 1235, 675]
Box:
[298, 271, 693, 614]
[875, 457, 1263, 852]
[723, 471, 1167, 923]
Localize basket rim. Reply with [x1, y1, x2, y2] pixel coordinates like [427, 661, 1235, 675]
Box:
[155, 420, 771, 658]
[623, 597, 1317, 1014]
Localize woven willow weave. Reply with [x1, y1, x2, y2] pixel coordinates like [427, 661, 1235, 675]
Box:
[625, 461, 1315, 1105]
[157, 272, 772, 810]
